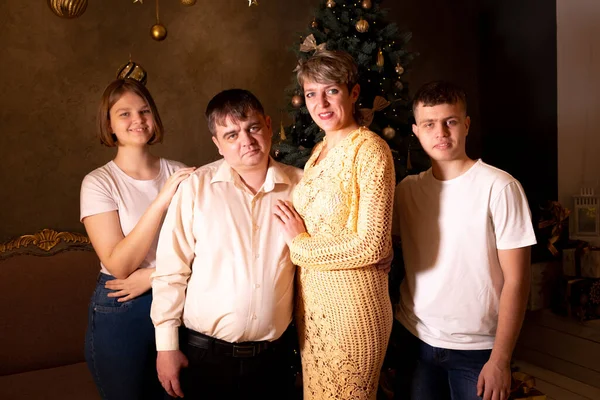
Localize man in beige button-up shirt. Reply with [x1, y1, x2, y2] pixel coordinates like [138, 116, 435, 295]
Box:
[151, 89, 303, 400]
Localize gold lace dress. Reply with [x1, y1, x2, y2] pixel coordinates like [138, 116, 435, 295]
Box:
[290, 127, 395, 400]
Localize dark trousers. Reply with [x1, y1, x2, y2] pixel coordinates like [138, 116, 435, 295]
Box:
[85, 273, 164, 400]
[393, 321, 492, 400]
[171, 327, 297, 400]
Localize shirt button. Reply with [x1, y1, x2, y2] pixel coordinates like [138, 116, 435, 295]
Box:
[254, 254, 260, 259]
[254, 284, 260, 289]
[252, 314, 258, 320]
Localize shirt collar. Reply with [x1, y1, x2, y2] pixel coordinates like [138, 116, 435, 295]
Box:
[210, 157, 292, 193]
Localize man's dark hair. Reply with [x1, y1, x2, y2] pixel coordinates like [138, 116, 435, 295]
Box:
[205, 89, 265, 136]
[412, 81, 467, 115]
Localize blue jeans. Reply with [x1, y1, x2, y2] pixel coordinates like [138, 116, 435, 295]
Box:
[84, 273, 163, 400]
[393, 321, 491, 400]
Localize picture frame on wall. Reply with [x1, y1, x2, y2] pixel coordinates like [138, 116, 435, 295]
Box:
[572, 188, 600, 241]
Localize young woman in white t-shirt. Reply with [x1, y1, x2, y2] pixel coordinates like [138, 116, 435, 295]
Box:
[80, 78, 194, 400]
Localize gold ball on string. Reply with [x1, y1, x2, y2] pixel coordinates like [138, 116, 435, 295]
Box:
[116, 61, 148, 85]
[355, 18, 369, 33]
[150, 23, 168, 41]
[291, 95, 304, 108]
[394, 80, 404, 91]
[311, 19, 319, 29]
[382, 126, 396, 140]
[180, 0, 197, 5]
[361, 0, 372, 9]
[47, 0, 88, 19]
[326, 0, 336, 9]
[395, 63, 405, 75]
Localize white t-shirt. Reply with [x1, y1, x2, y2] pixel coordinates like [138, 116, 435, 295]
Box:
[80, 158, 186, 275]
[393, 159, 537, 350]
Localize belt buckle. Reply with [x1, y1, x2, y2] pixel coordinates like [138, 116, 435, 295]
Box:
[232, 344, 256, 358]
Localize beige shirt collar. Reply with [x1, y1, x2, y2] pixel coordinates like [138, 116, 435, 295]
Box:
[210, 157, 292, 193]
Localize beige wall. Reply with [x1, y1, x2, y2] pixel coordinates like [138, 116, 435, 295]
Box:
[0, 0, 480, 241]
[557, 0, 600, 208]
[0, 0, 317, 240]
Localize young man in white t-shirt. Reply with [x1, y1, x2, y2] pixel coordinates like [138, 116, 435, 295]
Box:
[392, 81, 536, 400]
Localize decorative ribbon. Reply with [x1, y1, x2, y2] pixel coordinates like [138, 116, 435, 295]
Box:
[538, 201, 571, 256]
[511, 372, 536, 397]
[358, 96, 390, 126]
[300, 34, 327, 53]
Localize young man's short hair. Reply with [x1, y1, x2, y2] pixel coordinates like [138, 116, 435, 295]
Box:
[412, 81, 468, 115]
[205, 89, 265, 136]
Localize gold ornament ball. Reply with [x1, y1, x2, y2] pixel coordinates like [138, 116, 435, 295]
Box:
[361, 0, 372, 9]
[150, 23, 168, 41]
[47, 0, 88, 19]
[180, 0, 197, 5]
[382, 126, 396, 140]
[291, 95, 304, 108]
[356, 18, 369, 33]
[116, 61, 148, 86]
[394, 80, 404, 91]
[395, 63, 405, 75]
[326, 0, 336, 9]
[311, 19, 319, 29]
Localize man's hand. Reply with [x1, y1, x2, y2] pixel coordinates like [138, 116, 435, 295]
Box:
[477, 359, 511, 400]
[105, 267, 154, 302]
[157, 350, 189, 398]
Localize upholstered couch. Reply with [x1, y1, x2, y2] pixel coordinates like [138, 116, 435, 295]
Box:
[0, 229, 100, 399]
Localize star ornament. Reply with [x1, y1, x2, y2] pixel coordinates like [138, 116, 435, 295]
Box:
[248, 0, 258, 6]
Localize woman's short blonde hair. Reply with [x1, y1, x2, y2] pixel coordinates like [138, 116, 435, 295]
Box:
[96, 79, 164, 147]
[296, 50, 359, 90]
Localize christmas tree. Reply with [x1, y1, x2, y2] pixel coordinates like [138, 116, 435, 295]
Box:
[273, 0, 428, 181]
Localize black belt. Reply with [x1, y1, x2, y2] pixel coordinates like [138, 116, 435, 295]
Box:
[184, 328, 279, 358]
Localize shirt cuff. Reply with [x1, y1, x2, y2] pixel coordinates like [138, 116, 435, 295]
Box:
[155, 326, 180, 351]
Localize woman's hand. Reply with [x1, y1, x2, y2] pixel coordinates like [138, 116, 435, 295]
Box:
[154, 167, 196, 211]
[105, 267, 154, 302]
[273, 200, 307, 245]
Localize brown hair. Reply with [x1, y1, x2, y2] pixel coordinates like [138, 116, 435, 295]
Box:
[412, 81, 467, 115]
[205, 89, 266, 136]
[296, 50, 359, 91]
[96, 79, 164, 147]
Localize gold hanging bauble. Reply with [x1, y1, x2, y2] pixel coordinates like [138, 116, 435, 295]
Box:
[150, 23, 167, 41]
[382, 126, 396, 140]
[279, 122, 287, 141]
[116, 61, 148, 85]
[395, 63, 405, 75]
[291, 95, 304, 108]
[394, 80, 404, 91]
[361, 0, 372, 9]
[355, 18, 369, 33]
[47, 0, 88, 19]
[326, 0, 336, 9]
[311, 19, 319, 29]
[180, 0, 196, 5]
[376, 48, 384, 67]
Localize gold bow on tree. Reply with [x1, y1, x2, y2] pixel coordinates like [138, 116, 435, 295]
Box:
[359, 96, 390, 126]
[300, 34, 327, 53]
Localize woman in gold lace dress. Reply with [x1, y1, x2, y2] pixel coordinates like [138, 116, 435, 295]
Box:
[273, 50, 395, 400]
